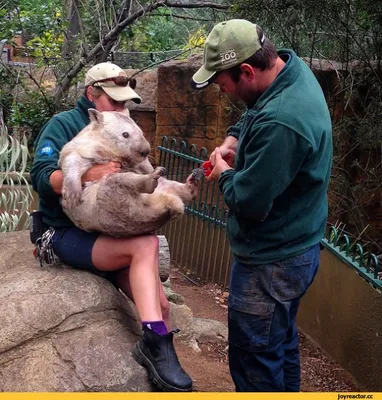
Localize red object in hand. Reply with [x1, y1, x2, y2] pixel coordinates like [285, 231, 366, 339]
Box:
[202, 160, 213, 177]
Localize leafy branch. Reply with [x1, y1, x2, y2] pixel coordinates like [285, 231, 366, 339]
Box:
[54, 0, 229, 104]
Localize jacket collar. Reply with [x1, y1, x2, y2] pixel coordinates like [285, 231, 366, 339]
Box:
[251, 49, 301, 111]
[76, 96, 96, 123]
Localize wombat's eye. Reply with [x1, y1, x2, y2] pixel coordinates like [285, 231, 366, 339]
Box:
[122, 132, 130, 138]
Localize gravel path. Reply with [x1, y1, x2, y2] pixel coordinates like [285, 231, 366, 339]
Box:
[171, 268, 360, 392]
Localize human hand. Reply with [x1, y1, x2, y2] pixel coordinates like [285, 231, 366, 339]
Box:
[210, 145, 230, 160]
[222, 149, 235, 167]
[210, 146, 235, 167]
[82, 161, 121, 182]
[207, 148, 233, 182]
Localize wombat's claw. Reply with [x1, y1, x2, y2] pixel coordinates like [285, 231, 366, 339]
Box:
[62, 190, 83, 209]
[186, 173, 198, 185]
[185, 173, 199, 200]
[152, 166, 166, 180]
[157, 166, 166, 176]
[191, 168, 204, 181]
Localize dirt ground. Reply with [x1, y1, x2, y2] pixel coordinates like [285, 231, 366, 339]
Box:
[170, 267, 360, 392]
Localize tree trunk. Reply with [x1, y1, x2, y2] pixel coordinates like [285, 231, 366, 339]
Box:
[53, 0, 229, 106]
[62, 0, 82, 60]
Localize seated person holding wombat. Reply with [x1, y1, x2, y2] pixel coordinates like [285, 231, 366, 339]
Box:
[31, 62, 193, 392]
[58, 108, 198, 237]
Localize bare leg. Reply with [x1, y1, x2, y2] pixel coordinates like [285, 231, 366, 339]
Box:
[91, 233, 191, 391]
[114, 267, 170, 328]
[91, 234, 162, 322]
[159, 283, 170, 328]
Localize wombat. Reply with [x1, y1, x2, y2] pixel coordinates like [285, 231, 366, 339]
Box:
[58, 108, 198, 237]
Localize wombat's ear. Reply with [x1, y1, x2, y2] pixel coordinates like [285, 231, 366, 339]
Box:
[88, 108, 104, 124]
[122, 108, 130, 117]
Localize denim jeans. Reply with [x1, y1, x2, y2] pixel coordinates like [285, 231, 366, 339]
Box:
[228, 244, 320, 392]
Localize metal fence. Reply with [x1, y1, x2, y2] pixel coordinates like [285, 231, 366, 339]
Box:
[156, 136, 381, 289]
[155, 137, 233, 287]
[323, 225, 382, 290]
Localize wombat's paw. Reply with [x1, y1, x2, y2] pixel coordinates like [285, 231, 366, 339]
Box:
[185, 173, 199, 200]
[143, 168, 163, 193]
[152, 166, 166, 180]
[62, 188, 83, 209]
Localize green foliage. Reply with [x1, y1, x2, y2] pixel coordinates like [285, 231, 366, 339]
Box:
[0, 64, 56, 145]
[26, 31, 64, 59]
[128, 14, 184, 52]
[0, 68, 14, 125]
[230, 0, 382, 63]
[10, 90, 55, 144]
[117, 6, 223, 54]
[1, 0, 62, 42]
[183, 28, 207, 53]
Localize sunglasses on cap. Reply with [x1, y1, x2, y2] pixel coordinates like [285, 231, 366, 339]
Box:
[93, 75, 137, 89]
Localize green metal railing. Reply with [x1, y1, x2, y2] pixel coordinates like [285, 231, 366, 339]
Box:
[157, 136, 381, 289]
[158, 136, 229, 228]
[322, 225, 382, 290]
[157, 137, 232, 286]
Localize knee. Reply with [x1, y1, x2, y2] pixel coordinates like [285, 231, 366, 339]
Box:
[146, 234, 160, 249]
[132, 234, 159, 255]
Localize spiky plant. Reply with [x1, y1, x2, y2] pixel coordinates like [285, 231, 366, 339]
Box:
[0, 112, 33, 232]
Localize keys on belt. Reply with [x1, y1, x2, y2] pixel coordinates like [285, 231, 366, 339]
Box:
[35, 227, 60, 267]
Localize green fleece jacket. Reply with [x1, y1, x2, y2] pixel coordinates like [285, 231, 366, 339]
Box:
[218, 49, 332, 264]
[31, 96, 95, 228]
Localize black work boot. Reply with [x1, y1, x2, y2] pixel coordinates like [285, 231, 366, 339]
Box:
[132, 327, 192, 392]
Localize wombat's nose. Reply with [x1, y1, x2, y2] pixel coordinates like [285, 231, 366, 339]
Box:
[140, 149, 149, 157]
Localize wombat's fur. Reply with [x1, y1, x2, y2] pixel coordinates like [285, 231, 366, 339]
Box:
[58, 108, 198, 237]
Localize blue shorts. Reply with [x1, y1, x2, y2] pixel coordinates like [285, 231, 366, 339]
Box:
[51, 226, 121, 285]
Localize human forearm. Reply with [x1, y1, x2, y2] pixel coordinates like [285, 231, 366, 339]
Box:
[218, 171, 272, 221]
[219, 136, 238, 154]
[49, 162, 122, 195]
[49, 170, 64, 195]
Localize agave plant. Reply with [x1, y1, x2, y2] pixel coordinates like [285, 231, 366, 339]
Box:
[0, 112, 33, 232]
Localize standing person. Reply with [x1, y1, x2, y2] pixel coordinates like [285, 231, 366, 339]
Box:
[31, 62, 192, 392]
[191, 19, 332, 392]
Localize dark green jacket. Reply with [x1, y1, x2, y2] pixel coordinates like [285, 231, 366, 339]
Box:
[31, 96, 95, 228]
[219, 49, 332, 264]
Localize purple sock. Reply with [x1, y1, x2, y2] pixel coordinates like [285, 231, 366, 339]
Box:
[142, 320, 168, 336]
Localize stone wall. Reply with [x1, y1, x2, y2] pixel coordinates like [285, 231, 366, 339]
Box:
[155, 54, 243, 159]
[127, 55, 243, 164]
[127, 69, 157, 164]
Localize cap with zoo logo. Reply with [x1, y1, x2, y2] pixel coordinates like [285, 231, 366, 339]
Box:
[191, 19, 265, 90]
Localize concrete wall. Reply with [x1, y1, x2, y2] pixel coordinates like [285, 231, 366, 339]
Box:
[298, 247, 382, 391]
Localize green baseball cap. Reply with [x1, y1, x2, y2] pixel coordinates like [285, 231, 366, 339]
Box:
[191, 19, 265, 90]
